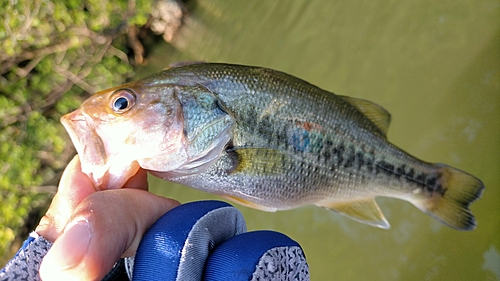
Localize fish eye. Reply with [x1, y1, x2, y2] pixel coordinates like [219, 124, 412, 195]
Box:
[110, 90, 136, 113]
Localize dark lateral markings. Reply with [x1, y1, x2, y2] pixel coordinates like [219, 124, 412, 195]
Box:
[319, 142, 444, 195]
[374, 160, 444, 195]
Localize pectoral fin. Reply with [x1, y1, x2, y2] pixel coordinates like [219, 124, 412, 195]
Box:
[222, 195, 278, 212]
[339, 96, 391, 136]
[231, 148, 290, 176]
[316, 197, 390, 229]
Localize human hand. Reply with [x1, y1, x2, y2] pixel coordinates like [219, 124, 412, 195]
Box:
[36, 155, 180, 280]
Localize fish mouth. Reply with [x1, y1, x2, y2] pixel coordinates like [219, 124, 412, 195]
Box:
[61, 109, 110, 189]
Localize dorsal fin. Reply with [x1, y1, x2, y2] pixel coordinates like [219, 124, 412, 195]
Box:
[339, 96, 391, 135]
[316, 197, 390, 229]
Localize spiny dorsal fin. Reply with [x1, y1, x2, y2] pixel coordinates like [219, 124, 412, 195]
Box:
[339, 96, 391, 135]
[316, 197, 390, 229]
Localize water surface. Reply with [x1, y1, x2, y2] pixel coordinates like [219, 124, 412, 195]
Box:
[142, 1, 500, 280]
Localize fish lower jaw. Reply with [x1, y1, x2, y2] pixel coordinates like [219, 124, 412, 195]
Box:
[81, 159, 138, 190]
[82, 167, 109, 190]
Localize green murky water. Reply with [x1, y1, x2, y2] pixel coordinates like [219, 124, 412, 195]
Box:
[141, 1, 500, 280]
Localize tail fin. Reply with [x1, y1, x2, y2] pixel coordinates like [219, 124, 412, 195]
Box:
[412, 164, 484, 231]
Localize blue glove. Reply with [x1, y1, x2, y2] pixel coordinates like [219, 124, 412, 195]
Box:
[127, 200, 310, 281]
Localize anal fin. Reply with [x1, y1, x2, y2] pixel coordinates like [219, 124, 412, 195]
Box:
[316, 197, 390, 229]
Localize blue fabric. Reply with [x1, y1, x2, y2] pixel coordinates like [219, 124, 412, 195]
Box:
[0, 236, 35, 276]
[132, 200, 244, 281]
[14, 235, 35, 259]
[203, 230, 301, 281]
[0, 233, 52, 281]
[132, 200, 308, 281]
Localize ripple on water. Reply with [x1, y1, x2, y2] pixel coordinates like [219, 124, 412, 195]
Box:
[483, 245, 500, 281]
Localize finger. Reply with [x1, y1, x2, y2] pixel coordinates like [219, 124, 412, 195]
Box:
[36, 155, 95, 241]
[59, 155, 97, 206]
[39, 188, 180, 281]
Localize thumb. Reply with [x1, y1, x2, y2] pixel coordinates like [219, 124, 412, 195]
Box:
[39, 189, 179, 281]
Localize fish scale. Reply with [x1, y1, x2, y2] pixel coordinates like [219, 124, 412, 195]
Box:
[172, 66, 423, 194]
[61, 63, 484, 230]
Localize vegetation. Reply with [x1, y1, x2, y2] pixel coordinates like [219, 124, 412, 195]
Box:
[0, 0, 154, 264]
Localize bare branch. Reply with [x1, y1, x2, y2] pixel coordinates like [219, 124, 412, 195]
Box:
[28, 185, 57, 194]
[40, 79, 74, 112]
[54, 66, 95, 94]
[71, 26, 109, 44]
[0, 40, 77, 74]
[127, 25, 144, 65]
[21, 0, 41, 35]
[107, 45, 130, 63]
[15, 55, 44, 78]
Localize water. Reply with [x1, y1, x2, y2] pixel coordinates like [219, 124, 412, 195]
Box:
[141, 1, 500, 280]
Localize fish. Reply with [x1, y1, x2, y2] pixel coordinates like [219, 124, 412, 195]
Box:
[61, 63, 484, 230]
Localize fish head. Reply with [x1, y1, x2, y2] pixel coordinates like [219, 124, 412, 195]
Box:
[61, 81, 188, 190]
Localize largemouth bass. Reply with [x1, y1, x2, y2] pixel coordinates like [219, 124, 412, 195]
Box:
[61, 63, 484, 230]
